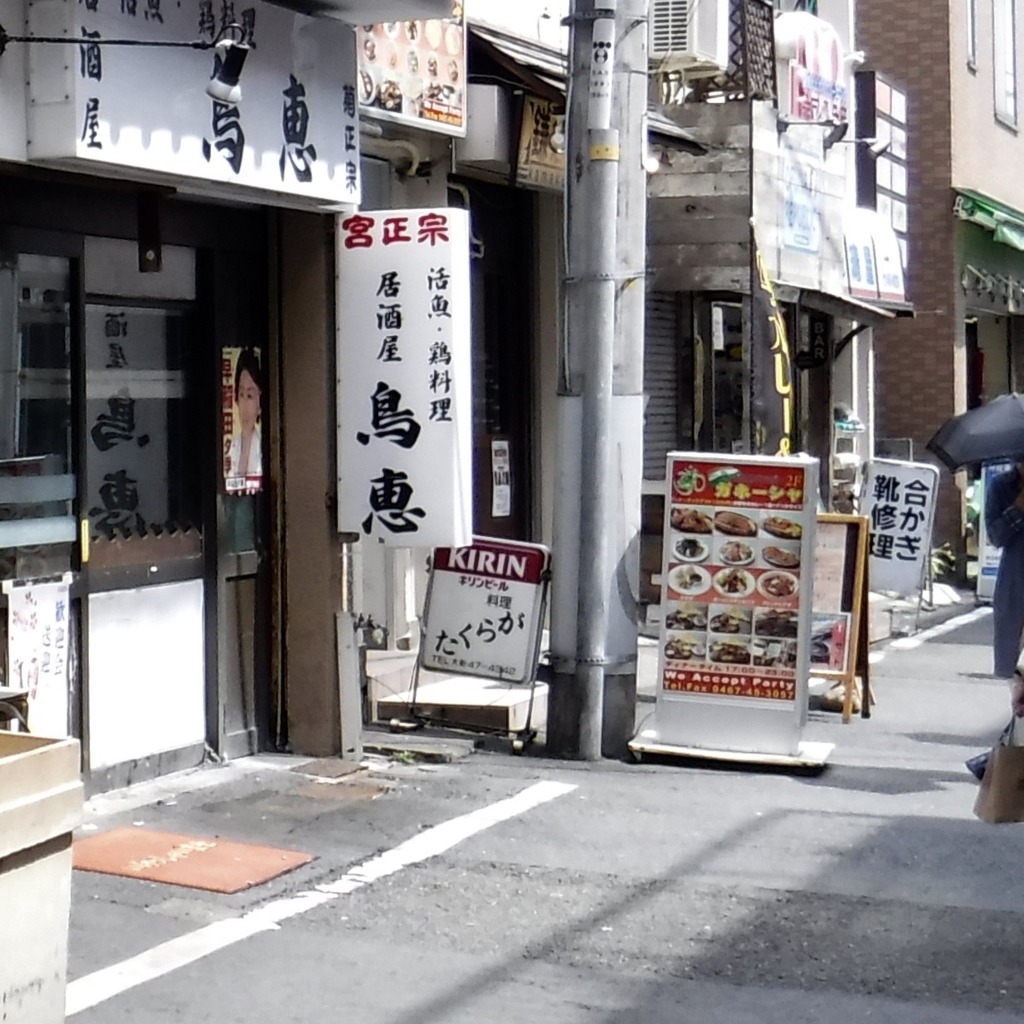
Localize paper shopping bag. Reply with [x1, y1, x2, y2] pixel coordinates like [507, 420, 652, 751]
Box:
[974, 742, 1024, 823]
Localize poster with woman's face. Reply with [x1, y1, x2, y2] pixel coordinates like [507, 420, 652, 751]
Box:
[221, 347, 263, 495]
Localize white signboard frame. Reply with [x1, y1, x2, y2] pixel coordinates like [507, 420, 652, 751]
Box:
[336, 207, 473, 548]
[26, 0, 361, 206]
[862, 458, 940, 598]
[419, 538, 550, 684]
[978, 460, 1014, 603]
[633, 452, 821, 761]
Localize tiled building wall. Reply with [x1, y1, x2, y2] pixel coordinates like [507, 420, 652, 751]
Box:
[857, 0, 962, 543]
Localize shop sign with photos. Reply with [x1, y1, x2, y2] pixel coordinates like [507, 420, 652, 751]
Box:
[356, 3, 466, 137]
[25, 0, 361, 206]
[336, 207, 472, 548]
[658, 456, 816, 704]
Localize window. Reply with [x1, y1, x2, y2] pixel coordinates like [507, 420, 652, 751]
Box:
[995, 0, 1018, 126]
[968, 0, 978, 67]
[0, 255, 76, 581]
[85, 305, 201, 564]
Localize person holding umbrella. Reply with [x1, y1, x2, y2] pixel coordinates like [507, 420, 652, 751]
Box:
[929, 395, 1024, 706]
[986, 462, 1024, 703]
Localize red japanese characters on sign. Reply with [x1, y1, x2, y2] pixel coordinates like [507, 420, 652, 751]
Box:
[341, 212, 451, 251]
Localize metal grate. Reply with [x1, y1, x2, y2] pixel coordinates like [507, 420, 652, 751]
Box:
[650, 0, 692, 57]
[685, 0, 776, 101]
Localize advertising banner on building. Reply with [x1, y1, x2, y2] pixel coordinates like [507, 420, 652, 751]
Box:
[357, 4, 466, 137]
[634, 452, 819, 761]
[420, 538, 549, 682]
[862, 458, 940, 597]
[776, 11, 848, 124]
[978, 460, 1014, 602]
[751, 246, 795, 457]
[221, 347, 264, 495]
[3, 575, 72, 737]
[515, 97, 565, 192]
[336, 207, 472, 548]
[26, 0, 361, 206]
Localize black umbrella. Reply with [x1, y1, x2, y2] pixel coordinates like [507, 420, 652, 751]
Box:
[927, 393, 1024, 471]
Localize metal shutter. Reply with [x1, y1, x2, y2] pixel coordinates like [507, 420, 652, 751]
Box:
[644, 292, 680, 480]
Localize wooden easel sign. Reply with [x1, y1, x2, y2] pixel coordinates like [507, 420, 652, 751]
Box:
[813, 514, 870, 723]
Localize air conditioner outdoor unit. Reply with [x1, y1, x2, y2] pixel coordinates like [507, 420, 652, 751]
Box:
[650, 0, 730, 77]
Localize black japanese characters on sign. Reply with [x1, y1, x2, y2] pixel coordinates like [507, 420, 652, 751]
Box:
[363, 468, 425, 535]
[80, 28, 102, 81]
[203, 100, 245, 175]
[868, 473, 930, 563]
[356, 382, 421, 449]
[279, 75, 317, 183]
[89, 469, 144, 539]
[81, 97, 103, 149]
[91, 391, 151, 452]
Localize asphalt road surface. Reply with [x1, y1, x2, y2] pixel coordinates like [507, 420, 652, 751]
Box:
[66, 606, 1024, 1023]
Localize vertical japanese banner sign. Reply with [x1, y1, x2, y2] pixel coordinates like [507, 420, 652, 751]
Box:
[750, 244, 794, 457]
[862, 459, 940, 597]
[336, 208, 472, 548]
[3, 576, 72, 737]
[221, 346, 264, 495]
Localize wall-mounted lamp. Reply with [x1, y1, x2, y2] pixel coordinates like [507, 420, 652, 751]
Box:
[549, 115, 567, 155]
[828, 135, 891, 158]
[777, 116, 848, 138]
[206, 25, 250, 104]
[0, 21, 250, 102]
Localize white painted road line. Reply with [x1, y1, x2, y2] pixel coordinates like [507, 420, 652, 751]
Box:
[889, 606, 992, 650]
[65, 779, 577, 1017]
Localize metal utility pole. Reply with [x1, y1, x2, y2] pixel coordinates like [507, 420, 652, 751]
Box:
[549, 0, 647, 759]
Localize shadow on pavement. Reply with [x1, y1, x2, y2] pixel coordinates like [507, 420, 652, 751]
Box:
[794, 764, 972, 795]
[375, 804, 1024, 1024]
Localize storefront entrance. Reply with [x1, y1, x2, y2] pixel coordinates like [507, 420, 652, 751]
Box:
[0, 180, 270, 789]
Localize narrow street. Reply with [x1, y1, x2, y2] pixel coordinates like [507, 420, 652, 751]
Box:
[66, 608, 1024, 1024]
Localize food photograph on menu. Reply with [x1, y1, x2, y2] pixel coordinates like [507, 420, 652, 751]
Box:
[659, 458, 812, 702]
[357, 4, 466, 135]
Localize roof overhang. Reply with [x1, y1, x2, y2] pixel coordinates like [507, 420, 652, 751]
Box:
[264, 0, 451, 21]
[955, 188, 1024, 251]
[467, 21, 705, 154]
[774, 282, 898, 327]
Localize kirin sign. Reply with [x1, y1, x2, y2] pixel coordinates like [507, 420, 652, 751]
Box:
[776, 12, 848, 124]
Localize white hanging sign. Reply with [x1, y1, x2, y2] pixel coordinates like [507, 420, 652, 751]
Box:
[3, 574, 72, 737]
[862, 458, 940, 597]
[26, 0, 361, 206]
[336, 207, 473, 548]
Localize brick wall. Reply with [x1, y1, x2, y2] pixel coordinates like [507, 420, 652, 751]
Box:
[858, 1, 962, 542]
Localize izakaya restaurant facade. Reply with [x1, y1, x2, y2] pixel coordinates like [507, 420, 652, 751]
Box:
[0, 0, 449, 790]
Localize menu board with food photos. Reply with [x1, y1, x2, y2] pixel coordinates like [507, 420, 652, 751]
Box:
[357, 4, 466, 137]
[658, 455, 817, 705]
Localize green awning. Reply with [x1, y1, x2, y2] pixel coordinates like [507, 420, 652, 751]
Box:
[955, 188, 1024, 251]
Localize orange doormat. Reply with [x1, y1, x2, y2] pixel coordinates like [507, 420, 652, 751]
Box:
[73, 828, 314, 894]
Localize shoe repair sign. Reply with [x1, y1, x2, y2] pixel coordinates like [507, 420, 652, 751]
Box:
[421, 538, 550, 683]
[862, 458, 940, 597]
